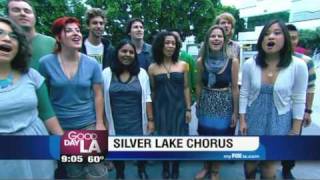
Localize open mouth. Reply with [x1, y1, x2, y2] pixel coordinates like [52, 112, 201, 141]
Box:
[267, 42, 275, 48]
[0, 44, 13, 52]
[71, 37, 81, 43]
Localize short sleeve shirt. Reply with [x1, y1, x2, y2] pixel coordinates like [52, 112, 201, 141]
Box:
[39, 53, 103, 129]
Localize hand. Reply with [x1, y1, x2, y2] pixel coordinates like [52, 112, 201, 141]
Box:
[185, 111, 191, 123]
[96, 122, 106, 130]
[230, 113, 238, 128]
[303, 112, 312, 127]
[288, 130, 299, 136]
[148, 121, 155, 133]
[239, 118, 247, 135]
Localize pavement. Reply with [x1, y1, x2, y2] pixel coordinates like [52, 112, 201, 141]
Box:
[107, 62, 320, 180]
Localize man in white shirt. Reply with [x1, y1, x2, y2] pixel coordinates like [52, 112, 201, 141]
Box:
[81, 8, 114, 69]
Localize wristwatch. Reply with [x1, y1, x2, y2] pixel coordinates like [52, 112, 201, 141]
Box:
[305, 109, 312, 114]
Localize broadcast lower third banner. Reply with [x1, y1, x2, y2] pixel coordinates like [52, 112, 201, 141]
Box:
[1, 133, 320, 160]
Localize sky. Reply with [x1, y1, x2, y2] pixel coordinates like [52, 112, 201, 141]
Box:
[220, 0, 239, 7]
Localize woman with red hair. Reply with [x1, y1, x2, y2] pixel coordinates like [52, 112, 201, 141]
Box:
[39, 17, 107, 179]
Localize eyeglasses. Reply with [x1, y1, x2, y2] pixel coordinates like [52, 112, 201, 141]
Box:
[0, 28, 18, 40]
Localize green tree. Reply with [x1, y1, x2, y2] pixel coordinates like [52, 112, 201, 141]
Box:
[31, 0, 86, 35]
[215, 4, 245, 40]
[86, 0, 242, 44]
[0, 0, 5, 16]
[299, 27, 320, 52]
[3, 0, 243, 45]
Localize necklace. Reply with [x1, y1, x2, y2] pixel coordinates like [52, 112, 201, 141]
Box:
[266, 69, 278, 78]
[162, 63, 172, 79]
[0, 72, 14, 89]
[267, 72, 274, 77]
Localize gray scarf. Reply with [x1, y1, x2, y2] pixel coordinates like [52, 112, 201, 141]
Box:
[204, 52, 227, 88]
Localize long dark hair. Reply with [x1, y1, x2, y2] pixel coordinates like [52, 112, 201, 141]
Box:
[110, 39, 140, 77]
[152, 31, 181, 65]
[255, 19, 292, 68]
[0, 17, 30, 73]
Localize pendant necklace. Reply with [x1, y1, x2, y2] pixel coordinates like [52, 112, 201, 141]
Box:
[162, 63, 172, 79]
[0, 72, 14, 89]
[267, 72, 274, 77]
[267, 68, 278, 78]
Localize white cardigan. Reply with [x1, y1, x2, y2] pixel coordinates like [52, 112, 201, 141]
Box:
[239, 57, 308, 119]
[102, 68, 152, 135]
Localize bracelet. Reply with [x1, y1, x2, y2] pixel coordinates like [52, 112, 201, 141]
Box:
[305, 109, 312, 114]
[186, 108, 191, 112]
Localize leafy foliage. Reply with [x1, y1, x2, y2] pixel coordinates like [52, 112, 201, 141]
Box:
[3, 0, 243, 45]
[86, 0, 243, 44]
[299, 27, 320, 52]
[215, 4, 245, 40]
[0, 0, 5, 16]
[30, 0, 86, 35]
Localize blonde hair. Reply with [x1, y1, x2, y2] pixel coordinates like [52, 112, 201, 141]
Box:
[214, 12, 236, 28]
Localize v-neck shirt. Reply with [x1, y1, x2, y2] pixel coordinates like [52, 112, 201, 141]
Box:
[39, 53, 103, 129]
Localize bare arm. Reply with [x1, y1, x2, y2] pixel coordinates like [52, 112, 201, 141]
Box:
[146, 102, 155, 132]
[183, 62, 192, 123]
[93, 84, 106, 130]
[144, 68, 155, 133]
[45, 117, 64, 135]
[231, 58, 240, 128]
[195, 58, 203, 103]
[148, 64, 156, 99]
[303, 92, 314, 126]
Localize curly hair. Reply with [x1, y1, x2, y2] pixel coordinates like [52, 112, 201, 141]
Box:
[0, 17, 30, 73]
[85, 8, 106, 25]
[152, 31, 181, 65]
[111, 39, 140, 77]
